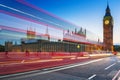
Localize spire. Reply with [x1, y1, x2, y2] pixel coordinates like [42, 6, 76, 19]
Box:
[105, 0, 111, 16]
[75, 28, 77, 34]
[46, 26, 48, 34]
[45, 26, 50, 40]
[107, 0, 109, 7]
[106, 1, 110, 12]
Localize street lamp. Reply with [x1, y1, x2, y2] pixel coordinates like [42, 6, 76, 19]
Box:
[77, 45, 80, 49]
[77, 44, 80, 52]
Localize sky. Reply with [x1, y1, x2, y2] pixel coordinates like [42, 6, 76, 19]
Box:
[0, 0, 120, 45]
[25, 0, 120, 44]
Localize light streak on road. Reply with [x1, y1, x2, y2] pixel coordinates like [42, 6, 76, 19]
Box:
[0, 59, 63, 66]
[89, 54, 113, 57]
[0, 59, 103, 79]
[21, 60, 25, 63]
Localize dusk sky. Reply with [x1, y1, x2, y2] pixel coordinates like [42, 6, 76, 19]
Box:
[25, 0, 120, 44]
[0, 0, 120, 45]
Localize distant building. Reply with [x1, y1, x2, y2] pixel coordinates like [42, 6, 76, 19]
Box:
[103, 3, 114, 51]
[5, 28, 103, 52]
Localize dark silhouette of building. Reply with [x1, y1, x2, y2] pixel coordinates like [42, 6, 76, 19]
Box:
[103, 3, 113, 51]
[0, 45, 5, 52]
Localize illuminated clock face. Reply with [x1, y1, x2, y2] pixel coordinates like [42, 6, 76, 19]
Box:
[105, 20, 109, 25]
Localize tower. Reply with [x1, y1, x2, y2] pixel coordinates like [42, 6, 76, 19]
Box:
[46, 27, 50, 40]
[27, 27, 36, 39]
[103, 3, 113, 51]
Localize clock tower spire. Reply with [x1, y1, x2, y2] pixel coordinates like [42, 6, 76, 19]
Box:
[103, 2, 113, 51]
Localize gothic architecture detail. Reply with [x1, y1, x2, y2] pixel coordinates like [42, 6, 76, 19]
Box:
[103, 3, 113, 51]
[27, 27, 36, 39]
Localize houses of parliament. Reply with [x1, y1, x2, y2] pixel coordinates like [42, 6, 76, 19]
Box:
[5, 4, 113, 52]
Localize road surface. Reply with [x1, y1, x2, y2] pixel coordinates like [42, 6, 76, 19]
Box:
[0, 56, 120, 80]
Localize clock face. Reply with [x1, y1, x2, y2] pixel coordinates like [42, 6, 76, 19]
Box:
[105, 20, 109, 25]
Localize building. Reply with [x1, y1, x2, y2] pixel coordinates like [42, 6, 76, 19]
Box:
[27, 27, 36, 39]
[5, 28, 103, 52]
[103, 3, 114, 51]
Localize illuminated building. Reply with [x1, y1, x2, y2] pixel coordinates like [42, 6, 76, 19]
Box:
[103, 3, 113, 51]
[27, 27, 36, 39]
[5, 28, 103, 52]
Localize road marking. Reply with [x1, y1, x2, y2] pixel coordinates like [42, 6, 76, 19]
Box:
[0, 59, 103, 79]
[88, 74, 96, 80]
[21, 60, 25, 63]
[104, 63, 116, 70]
[112, 69, 120, 80]
[118, 77, 120, 80]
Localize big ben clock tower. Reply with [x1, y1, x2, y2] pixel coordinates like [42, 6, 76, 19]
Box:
[103, 4, 113, 51]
